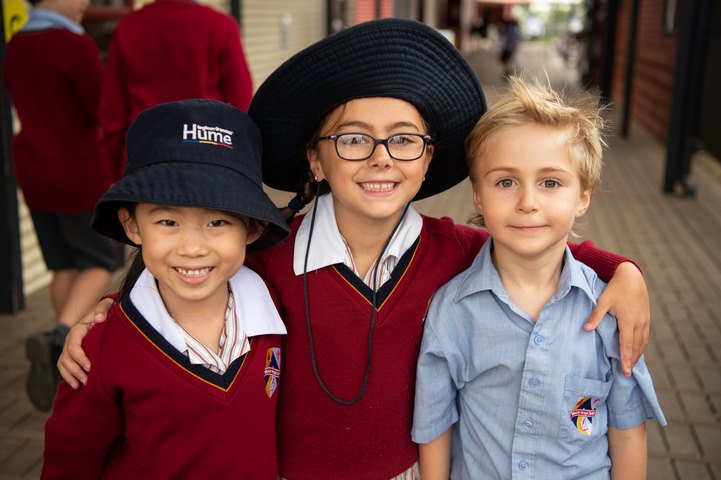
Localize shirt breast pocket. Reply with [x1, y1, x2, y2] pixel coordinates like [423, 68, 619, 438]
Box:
[558, 375, 612, 446]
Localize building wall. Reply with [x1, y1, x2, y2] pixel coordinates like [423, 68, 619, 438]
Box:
[355, 0, 394, 23]
[697, 1, 721, 161]
[612, 0, 677, 142]
[18, 194, 51, 295]
[243, 0, 327, 87]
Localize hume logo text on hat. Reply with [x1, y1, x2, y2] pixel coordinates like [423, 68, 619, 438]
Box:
[182, 123, 233, 149]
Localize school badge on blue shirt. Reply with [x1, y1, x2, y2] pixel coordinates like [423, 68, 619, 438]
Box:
[570, 396, 601, 435]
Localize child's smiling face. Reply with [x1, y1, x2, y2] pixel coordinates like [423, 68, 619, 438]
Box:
[307, 97, 433, 230]
[119, 204, 261, 316]
[472, 122, 592, 263]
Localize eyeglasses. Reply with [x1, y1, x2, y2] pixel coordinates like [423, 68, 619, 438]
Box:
[318, 133, 432, 161]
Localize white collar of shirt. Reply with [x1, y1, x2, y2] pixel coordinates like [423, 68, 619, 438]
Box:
[22, 8, 84, 34]
[292, 193, 423, 277]
[182, 289, 243, 372]
[129, 266, 286, 356]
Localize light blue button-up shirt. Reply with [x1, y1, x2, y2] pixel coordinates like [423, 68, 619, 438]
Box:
[21, 8, 84, 34]
[412, 240, 666, 479]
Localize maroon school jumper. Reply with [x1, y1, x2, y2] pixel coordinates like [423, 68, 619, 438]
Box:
[100, 0, 254, 176]
[3, 28, 116, 212]
[42, 297, 281, 479]
[247, 214, 625, 480]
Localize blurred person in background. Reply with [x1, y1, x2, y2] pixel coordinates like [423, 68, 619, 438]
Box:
[3, 0, 125, 412]
[100, 0, 254, 176]
[499, 17, 521, 77]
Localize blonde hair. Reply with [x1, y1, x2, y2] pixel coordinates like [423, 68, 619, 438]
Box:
[465, 76, 606, 227]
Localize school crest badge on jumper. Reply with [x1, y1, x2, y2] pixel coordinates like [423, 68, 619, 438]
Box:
[570, 396, 601, 435]
[264, 347, 281, 398]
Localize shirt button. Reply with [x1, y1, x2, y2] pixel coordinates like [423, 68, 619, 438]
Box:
[518, 461, 528, 470]
[534, 335, 543, 345]
[529, 378, 539, 387]
[523, 419, 534, 429]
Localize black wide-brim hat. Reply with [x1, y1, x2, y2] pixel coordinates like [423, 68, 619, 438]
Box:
[249, 18, 487, 200]
[92, 99, 289, 250]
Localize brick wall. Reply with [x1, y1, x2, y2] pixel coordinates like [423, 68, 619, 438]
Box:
[612, 0, 677, 142]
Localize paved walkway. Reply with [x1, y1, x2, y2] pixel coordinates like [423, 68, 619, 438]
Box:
[1, 42, 720, 479]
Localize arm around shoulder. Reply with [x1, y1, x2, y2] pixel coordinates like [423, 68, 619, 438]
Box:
[568, 240, 640, 282]
[587, 261, 650, 377]
[57, 296, 115, 387]
[429, 216, 488, 270]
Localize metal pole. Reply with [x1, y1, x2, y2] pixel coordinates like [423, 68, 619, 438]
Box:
[0, 7, 25, 312]
[230, 0, 241, 28]
[678, 0, 710, 189]
[663, 0, 708, 195]
[599, 0, 619, 105]
[620, 0, 639, 137]
[580, 0, 600, 87]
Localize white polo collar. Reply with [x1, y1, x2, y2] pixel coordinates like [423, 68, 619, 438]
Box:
[292, 193, 423, 276]
[129, 267, 285, 355]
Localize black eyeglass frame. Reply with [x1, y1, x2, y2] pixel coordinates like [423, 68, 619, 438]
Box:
[318, 133, 432, 161]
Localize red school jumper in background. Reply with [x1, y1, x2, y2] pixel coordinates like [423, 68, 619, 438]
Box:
[4, 27, 116, 211]
[4, 9, 125, 413]
[100, 0, 254, 176]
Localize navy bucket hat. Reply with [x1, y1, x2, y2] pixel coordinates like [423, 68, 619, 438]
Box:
[248, 18, 487, 200]
[91, 99, 289, 250]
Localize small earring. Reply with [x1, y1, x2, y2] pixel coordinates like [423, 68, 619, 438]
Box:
[314, 175, 319, 182]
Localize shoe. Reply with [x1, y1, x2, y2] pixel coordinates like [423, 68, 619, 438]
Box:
[24, 325, 68, 412]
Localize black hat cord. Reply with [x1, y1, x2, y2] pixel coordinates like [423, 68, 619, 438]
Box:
[303, 182, 410, 405]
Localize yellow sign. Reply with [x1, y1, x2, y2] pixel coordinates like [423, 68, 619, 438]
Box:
[3, 0, 29, 42]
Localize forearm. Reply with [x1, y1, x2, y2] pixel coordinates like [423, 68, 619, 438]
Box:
[583, 257, 650, 375]
[57, 298, 115, 387]
[419, 428, 452, 480]
[608, 424, 647, 480]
